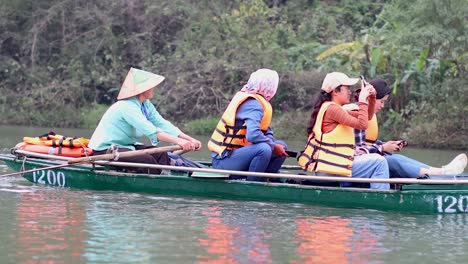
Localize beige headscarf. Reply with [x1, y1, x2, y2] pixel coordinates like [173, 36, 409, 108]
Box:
[241, 69, 279, 101]
[117, 67, 165, 100]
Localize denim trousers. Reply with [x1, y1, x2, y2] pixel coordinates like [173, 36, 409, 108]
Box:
[351, 153, 390, 190]
[384, 154, 430, 178]
[212, 141, 287, 181]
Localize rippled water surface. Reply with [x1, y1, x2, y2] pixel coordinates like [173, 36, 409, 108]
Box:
[2, 175, 468, 264]
[1, 125, 467, 263]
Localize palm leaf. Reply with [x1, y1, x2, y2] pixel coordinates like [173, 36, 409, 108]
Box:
[315, 42, 357, 61]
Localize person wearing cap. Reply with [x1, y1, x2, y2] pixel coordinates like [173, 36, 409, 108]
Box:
[353, 79, 467, 177]
[207, 69, 288, 181]
[298, 72, 390, 190]
[88, 67, 203, 174]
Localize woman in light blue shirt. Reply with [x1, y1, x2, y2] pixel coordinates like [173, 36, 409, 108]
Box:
[89, 67, 202, 174]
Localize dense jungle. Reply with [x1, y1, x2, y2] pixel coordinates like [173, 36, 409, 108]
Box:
[0, 0, 466, 149]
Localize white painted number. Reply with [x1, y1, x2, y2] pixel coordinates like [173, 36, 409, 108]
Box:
[47, 170, 56, 185]
[32, 169, 66, 187]
[435, 196, 468, 213]
[458, 196, 468, 212]
[32, 170, 46, 184]
[57, 172, 65, 186]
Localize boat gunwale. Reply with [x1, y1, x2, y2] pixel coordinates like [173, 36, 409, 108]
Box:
[5, 153, 468, 214]
[5, 149, 468, 186]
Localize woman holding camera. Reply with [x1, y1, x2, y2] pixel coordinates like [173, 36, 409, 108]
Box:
[298, 72, 390, 190]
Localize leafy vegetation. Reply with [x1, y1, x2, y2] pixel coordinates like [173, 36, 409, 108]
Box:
[0, 0, 466, 149]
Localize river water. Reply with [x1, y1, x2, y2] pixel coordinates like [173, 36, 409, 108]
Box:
[0, 125, 467, 264]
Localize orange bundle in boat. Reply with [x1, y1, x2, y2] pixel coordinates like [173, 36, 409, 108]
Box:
[23, 132, 89, 148]
[16, 132, 93, 157]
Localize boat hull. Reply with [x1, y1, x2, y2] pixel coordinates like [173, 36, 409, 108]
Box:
[2, 155, 468, 214]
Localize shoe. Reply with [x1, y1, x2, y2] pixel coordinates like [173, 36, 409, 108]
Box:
[443, 153, 468, 175]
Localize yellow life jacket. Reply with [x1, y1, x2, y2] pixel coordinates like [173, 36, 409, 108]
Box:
[208, 92, 272, 155]
[365, 114, 378, 145]
[297, 102, 355, 176]
[23, 132, 90, 148]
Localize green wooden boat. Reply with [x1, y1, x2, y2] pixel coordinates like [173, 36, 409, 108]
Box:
[2, 150, 468, 214]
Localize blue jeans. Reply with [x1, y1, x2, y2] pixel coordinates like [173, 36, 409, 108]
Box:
[212, 141, 287, 181]
[351, 154, 390, 190]
[385, 154, 429, 178]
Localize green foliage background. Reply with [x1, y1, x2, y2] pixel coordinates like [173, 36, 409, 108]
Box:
[0, 0, 466, 149]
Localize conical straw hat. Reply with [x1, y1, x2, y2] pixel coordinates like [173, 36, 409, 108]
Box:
[117, 67, 165, 100]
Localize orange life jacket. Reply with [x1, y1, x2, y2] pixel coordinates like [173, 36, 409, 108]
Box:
[298, 102, 355, 176]
[208, 92, 272, 155]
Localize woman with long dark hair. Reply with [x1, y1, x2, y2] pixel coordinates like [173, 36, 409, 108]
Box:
[298, 72, 390, 190]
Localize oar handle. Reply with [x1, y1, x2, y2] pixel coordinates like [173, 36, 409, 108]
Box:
[172, 149, 191, 155]
[68, 145, 182, 164]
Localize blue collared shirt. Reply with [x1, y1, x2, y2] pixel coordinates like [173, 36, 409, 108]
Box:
[354, 128, 384, 154]
[89, 97, 181, 151]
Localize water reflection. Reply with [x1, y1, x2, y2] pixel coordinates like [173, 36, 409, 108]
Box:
[195, 205, 389, 264]
[14, 189, 87, 264]
[291, 211, 389, 264]
[4, 186, 468, 263]
[292, 217, 354, 263]
[197, 207, 239, 263]
[197, 205, 273, 264]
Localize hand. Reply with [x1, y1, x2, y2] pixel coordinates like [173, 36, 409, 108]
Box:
[177, 139, 194, 151]
[398, 140, 408, 148]
[190, 139, 202, 151]
[382, 141, 403, 153]
[273, 144, 288, 157]
[358, 83, 375, 103]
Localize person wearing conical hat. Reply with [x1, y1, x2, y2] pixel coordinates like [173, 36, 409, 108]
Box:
[351, 78, 467, 177]
[88, 67, 203, 174]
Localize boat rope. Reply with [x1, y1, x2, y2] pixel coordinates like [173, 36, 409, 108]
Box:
[20, 155, 28, 176]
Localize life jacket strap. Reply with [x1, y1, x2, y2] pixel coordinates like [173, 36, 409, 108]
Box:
[314, 139, 355, 149]
[214, 128, 246, 139]
[209, 138, 244, 150]
[313, 158, 352, 170]
[308, 143, 354, 160]
[221, 118, 247, 130]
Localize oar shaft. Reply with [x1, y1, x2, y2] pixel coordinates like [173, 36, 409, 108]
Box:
[94, 160, 468, 185]
[68, 145, 182, 164]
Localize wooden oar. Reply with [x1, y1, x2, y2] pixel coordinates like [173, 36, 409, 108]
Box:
[68, 145, 182, 164]
[172, 149, 191, 155]
[2, 145, 182, 177]
[87, 161, 468, 185]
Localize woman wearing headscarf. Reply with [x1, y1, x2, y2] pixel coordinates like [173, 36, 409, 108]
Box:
[298, 72, 390, 190]
[207, 69, 288, 181]
[89, 67, 203, 174]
